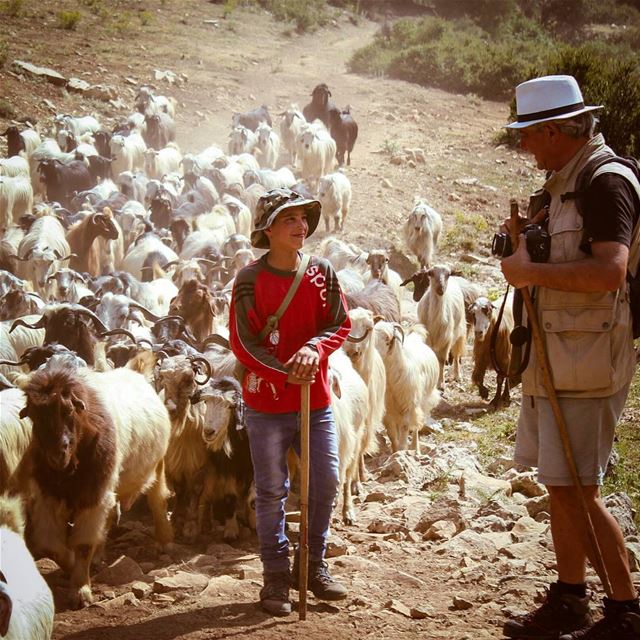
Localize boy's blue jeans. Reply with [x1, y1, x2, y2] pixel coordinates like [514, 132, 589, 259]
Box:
[245, 405, 340, 574]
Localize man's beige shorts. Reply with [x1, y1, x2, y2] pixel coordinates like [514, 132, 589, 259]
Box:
[514, 384, 630, 486]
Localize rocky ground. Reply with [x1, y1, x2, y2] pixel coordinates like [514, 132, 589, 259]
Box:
[1, 1, 639, 638]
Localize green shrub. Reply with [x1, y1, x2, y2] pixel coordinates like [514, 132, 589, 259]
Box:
[350, 16, 553, 101]
[528, 44, 640, 156]
[57, 10, 81, 30]
[258, 0, 329, 33]
[1, 0, 23, 17]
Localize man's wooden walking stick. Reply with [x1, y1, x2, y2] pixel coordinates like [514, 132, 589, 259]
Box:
[509, 199, 612, 597]
[298, 383, 311, 620]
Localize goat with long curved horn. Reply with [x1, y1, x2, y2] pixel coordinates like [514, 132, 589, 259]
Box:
[128, 302, 162, 323]
[346, 327, 372, 344]
[190, 356, 212, 385]
[9, 316, 46, 332]
[66, 304, 110, 333]
[99, 328, 138, 343]
[201, 333, 230, 350]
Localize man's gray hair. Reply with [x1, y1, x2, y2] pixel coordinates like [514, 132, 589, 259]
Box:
[554, 112, 598, 139]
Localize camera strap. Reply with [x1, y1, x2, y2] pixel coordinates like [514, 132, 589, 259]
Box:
[489, 285, 532, 382]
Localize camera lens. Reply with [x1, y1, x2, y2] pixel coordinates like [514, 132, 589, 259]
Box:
[491, 233, 512, 258]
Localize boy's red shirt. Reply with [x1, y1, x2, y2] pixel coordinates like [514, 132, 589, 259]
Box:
[229, 253, 350, 413]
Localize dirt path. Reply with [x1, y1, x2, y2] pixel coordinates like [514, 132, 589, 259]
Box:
[1, 4, 548, 638]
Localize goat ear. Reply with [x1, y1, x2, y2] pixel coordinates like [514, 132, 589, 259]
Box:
[71, 394, 86, 412]
[190, 390, 201, 405]
[19, 406, 29, 419]
[365, 254, 372, 264]
[372, 314, 384, 324]
[400, 276, 413, 287]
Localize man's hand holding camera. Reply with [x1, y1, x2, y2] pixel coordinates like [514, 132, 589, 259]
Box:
[500, 233, 535, 289]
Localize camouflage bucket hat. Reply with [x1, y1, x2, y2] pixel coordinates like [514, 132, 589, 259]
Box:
[251, 188, 321, 249]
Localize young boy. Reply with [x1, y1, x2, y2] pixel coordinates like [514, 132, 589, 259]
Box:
[229, 187, 351, 616]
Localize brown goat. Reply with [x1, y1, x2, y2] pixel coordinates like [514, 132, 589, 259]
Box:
[66, 208, 119, 277]
[19, 363, 172, 608]
[169, 279, 217, 342]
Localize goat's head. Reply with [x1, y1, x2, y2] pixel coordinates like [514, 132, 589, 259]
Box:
[427, 265, 451, 297]
[156, 354, 211, 418]
[10, 304, 108, 366]
[373, 320, 404, 356]
[400, 269, 430, 302]
[311, 83, 331, 106]
[343, 308, 377, 360]
[191, 376, 243, 451]
[19, 364, 90, 471]
[366, 250, 389, 281]
[91, 208, 119, 241]
[470, 297, 494, 339]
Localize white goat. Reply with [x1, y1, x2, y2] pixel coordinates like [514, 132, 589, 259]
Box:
[374, 321, 440, 453]
[110, 133, 147, 176]
[255, 122, 281, 169]
[318, 172, 352, 232]
[341, 308, 386, 490]
[54, 114, 101, 137]
[15, 216, 71, 295]
[0, 495, 55, 640]
[228, 126, 258, 156]
[0, 156, 30, 179]
[0, 389, 32, 492]
[318, 236, 368, 274]
[403, 198, 443, 268]
[417, 265, 467, 390]
[298, 126, 336, 184]
[279, 104, 306, 168]
[0, 177, 33, 229]
[144, 143, 182, 180]
[328, 349, 368, 525]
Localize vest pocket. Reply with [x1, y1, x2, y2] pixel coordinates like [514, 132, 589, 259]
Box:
[541, 307, 614, 391]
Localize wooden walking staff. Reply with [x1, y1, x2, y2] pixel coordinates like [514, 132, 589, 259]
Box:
[508, 199, 612, 598]
[298, 383, 311, 620]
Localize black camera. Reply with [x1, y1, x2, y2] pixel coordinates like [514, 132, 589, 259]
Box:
[492, 223, 551, 263]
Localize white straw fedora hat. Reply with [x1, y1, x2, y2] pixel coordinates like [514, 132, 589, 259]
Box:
[506, 75, 603, 130]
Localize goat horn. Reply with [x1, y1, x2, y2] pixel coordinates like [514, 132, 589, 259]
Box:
[195, 258, 219, 266]
[346, 327, 371, 343]
[392, 323, 405, 345]
[99, 328, 137, 343]
[152, 315, 185, 327]
[201, 333, 230, 350]
[59, 253, 78, 261]
[25, 291, 44, 300]
[179, 327, 201, 350]
[162, 260, 180, 269]
[0, 355, 27, 366]
[9, 316, 46, 332]
[136, 338, 154, 348]
[190, 356, 212, 385]
[8, 254, 31, 262]
[128, 302, 161, 323]
[68, 305, 109, 333]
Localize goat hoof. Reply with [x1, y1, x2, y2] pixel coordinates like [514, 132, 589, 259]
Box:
[73, 585, 93, 609]
[343, 512, 357, 526]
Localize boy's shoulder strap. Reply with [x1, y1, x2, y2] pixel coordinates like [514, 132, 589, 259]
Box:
[258, 253, 311, 342]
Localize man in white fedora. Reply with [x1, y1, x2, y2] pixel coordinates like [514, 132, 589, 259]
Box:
[500, 75, 640, 639]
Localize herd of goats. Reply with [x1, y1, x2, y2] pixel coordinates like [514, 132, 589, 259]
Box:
[0, 81, 514, 636]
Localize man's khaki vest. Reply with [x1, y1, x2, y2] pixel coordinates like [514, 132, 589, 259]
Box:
[522, 133, 638, 398]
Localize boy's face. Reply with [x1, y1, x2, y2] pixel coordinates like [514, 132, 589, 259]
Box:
[264, 206, 309, 251]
